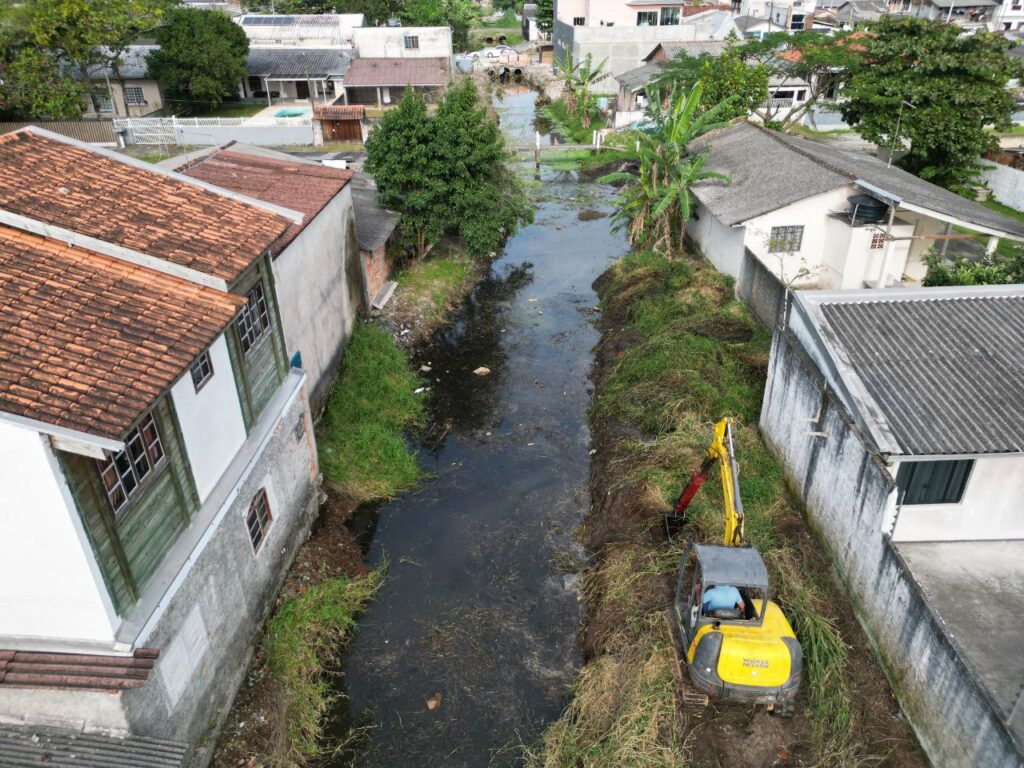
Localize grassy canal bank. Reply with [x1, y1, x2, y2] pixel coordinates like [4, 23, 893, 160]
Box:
[528, 250, 926, 767]
[211, 248, 484, 767]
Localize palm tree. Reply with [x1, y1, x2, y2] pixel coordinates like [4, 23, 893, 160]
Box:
[599, 83, 732, 257]
[553, 51, 607, 127]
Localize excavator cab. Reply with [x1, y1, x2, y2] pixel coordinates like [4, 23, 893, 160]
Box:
[674, 543, 801, 714]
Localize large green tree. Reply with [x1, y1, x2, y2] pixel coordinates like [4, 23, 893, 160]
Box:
[365, 90, 445, 257]
[0, 0, 171, 118]
[365, 82, 531, 257]
[401, 0, 480, 49]
[536, 0, 553, 34]
[655, 40, 768, 122]
[147, 7, 249, 108]
[599, 83, 732, 257]
[841, 17, 1021, 194]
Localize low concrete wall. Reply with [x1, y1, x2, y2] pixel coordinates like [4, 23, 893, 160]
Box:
[120, 375, 320, 765]
[982, 161, 1024, 211]
[737, 248, 787, 329]
[760, 329, 1022, 768]
[175, 123, 314, 147]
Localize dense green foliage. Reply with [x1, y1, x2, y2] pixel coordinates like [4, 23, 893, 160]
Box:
[402, 0, 480, 49]
[922, 249, 1024, 285]
[0, 0, 171, 118]
[549, 52, 607, 130]
[147, 8, 249, 106]
[536, 0, 553, 33]
[366, 81, 531, 257]
[842, 17, 1021, 194]
[599, 84, 731, 257]
[318, 325, 424, 502]
[266, 572, 382, 760]
[655, 40, 768, 122]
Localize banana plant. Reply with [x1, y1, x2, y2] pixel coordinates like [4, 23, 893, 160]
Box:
[600, 83, 733, 257]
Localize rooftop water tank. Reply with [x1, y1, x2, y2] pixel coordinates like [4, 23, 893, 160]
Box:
[848, 193, 888, 224]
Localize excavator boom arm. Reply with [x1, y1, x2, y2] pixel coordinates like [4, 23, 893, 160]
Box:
[671, 418, 745, 546]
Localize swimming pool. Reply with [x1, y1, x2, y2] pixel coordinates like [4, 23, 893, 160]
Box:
[274, 107, 311, 118]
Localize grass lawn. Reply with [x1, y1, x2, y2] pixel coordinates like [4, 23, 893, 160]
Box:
[391, 247, 478, 335]
[317, 325, 425, 502]
[478, 8, 518, 27]
[983, 197, 1024, 223]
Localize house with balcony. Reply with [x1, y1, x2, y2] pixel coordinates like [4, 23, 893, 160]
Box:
[760, 285, 1024, 767]
[552, 0, 737, 93]
[0, 128, 324, 763]
[910, 0, 999, 27]
[686, 122, 1024, 322]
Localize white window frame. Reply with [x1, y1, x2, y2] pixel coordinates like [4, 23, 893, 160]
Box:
[124, 85, 146, 106]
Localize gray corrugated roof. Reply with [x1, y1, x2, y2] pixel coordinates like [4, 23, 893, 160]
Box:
[817, 293, 1024, 456]
[0, 726, 187, 767]
[246, 47, 352, 78]
[644, 39, 730, 62]
[615, 61, 663, 91]
[733, 15, 780, 30]
[352, 173, 399, 250]
[694, 544, 769, 587]
[692, 122, 1024, 237]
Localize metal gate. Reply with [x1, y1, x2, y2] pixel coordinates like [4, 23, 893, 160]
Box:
[114, 118, 177, 146]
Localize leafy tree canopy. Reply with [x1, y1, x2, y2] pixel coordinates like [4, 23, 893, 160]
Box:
[147, 7, 249, 107]
[655, 40, 768, 122]
[365, 82, 530, 258]
[535, 0, 553, 33]
[401, 0, 480, 49]
[841, 17, 1022, 195]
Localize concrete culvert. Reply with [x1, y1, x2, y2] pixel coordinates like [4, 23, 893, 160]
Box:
[485, 35, 494, 44]
[498, 35, 507, 43]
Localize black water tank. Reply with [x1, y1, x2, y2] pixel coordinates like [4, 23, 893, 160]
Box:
[848, 194, 888, 223]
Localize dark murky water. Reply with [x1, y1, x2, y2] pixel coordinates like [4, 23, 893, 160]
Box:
[331, 94, 627, 768]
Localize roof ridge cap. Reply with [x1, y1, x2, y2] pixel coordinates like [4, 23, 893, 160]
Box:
[750, 123, 856, 181]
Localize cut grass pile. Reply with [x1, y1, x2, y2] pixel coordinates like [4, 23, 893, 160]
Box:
[392, 248, 478, 335]
[266, 571, 383, 763]
[318, 325, 425, 502]
[530, 249, 862, 765]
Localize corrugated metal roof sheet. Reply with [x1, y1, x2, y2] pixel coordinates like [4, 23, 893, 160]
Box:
[0, 726, 187, 767]
[816, 292, 1024, 456]
[352, 173, 400, 251]
[615, 62, 663, 91]
[246, 47, 352, 78]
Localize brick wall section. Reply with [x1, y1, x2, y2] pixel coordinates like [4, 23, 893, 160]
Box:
[362, 246, 389, 299]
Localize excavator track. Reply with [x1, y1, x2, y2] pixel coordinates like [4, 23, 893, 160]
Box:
[664, 609, 709, 711]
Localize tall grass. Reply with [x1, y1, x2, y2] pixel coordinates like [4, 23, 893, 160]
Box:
[534, 249, 860, 765]
[393, 250, 477, 333]
[266, 571, 383, 762]
[318, 325, 425, 502]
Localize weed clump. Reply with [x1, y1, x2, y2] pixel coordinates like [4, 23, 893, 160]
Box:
[318, 325, 425, 502]
[266, 571, 382, 762]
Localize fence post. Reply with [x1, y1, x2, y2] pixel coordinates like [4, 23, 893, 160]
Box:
[535, 130, 540, 169]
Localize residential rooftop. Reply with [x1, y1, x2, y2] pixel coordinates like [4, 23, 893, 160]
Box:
[643, 39, 730, 62]
[246, 47, 352, 79]
[236, 13, 364, 46]
[180, 145, 353, 252]
[0, 225, 245, 441]
[343, 57, 449, 87]
[792, 285, 1024, 457]
[351, 173, 400, 252]
[692, 122, 1024, 238]
[0, 129, 295, 283]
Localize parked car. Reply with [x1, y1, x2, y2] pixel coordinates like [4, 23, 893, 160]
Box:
[471, 45, 517, 59]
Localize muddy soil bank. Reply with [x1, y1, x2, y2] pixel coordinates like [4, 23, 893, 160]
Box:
[211, 490, 369, 768]
[582, 267, 929, 768]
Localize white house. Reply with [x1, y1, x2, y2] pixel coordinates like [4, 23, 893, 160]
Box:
[242, 47, 353, 103]
[739, 0, 818, 27]
[0, 128, 326, 764]
[174, 144, 363, 412]
[352, 25, 454, 59]
[733, 14, 788, 38]
[760, 285, 1024, 767]
[551, 0, 738, 93]
[687, 122, 1024, 318]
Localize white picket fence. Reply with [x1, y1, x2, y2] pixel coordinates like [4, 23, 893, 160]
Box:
[113, 115, 315, 147]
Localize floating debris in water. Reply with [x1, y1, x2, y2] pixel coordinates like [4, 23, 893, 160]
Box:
[426, 692, 442, 711]
[473, 366, 492, 376]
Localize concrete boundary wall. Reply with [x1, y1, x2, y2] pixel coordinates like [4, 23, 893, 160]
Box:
[759, 329, 1022, 767]
[982, 161, 1024, 211]
[737, 247, 787, 329]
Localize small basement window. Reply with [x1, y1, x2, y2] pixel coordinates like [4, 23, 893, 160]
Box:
[768, 225, 804, 253]
[190, 351, 214, 391]
[404, 35, 419, 49]
[246, 489, 273, 552]
[237, 282, 272, 355]
[97, 412, 165, 515]
[896, 460, 973, 505]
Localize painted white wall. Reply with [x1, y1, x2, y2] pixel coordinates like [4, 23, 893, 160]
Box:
[0, 421, 117, 644]
[272, 185, 360, 409]
[982, 161, 1024, 210]
[690, 198, 746, 279]
[170, 334, 247, 502]
[353, 26, 453, 58]
[890, 456, 1024, 542]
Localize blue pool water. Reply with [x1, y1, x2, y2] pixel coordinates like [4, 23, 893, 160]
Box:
[274, 107, 311, 117]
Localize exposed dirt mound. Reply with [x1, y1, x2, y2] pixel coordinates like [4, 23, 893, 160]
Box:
[578, 209, 608, 221]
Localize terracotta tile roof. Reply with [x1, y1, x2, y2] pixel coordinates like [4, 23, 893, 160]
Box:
[313, 103, 366, 120]
[0, 130, 293, 282]
[180, 149, 353, 252]
[0, 647, 158, 691]
[0, 225, 245, 440]
[343, 57, 449, 87]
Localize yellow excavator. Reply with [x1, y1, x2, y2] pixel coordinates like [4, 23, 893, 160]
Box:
[669, 417, 802, 715]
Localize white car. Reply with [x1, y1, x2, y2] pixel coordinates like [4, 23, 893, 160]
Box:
[471, 45, 517, 59]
